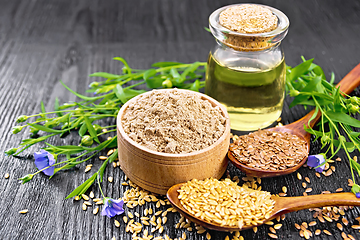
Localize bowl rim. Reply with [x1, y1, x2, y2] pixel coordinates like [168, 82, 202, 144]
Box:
[117, 88, 231, 158]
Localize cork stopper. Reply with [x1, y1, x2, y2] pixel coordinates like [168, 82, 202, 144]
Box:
[219, 5, 278, 34]
[209, 4, 289, 52]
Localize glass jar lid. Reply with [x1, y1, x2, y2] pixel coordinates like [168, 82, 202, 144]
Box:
[209, 3, 289, 51]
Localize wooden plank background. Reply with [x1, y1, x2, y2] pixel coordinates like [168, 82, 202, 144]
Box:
[0, 0, 360, 239]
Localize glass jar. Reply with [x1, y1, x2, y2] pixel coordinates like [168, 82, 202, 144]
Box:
[205, 4, 289, 131]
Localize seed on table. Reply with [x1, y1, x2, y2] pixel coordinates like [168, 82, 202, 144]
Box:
[302, 182, 307, 188]
[331, 166, 335, 172]
[114, 220, 120, 227]
[323, 229, 332, 235]
[348, 234, 356, 240]
[282, 186, 287, 193]
[108, 176, 113, 183]
[276, 216, 281, 222]
[323, 216, 333, 222]
[89, 191, 94, 198]
[337, 222, 343, 231]
[19, 209, 28, 214]
[128, 212, 134, 218]
[225, 236, 230, 240]
[84, 201, 92, 206]
[304, 177, 310, 183]
[95, 200, 103, 205]
[197, 229, 206, 234]
[155, 210, 162, 216]
[297, 172, 302, 180]
[82, 203, 87, 211]
[99, 156, 107, 160]
[302, 222, 308, 228]
[182, 232, 186, 239]
[235, 231, 240, 237]
[303, 230, 310, 239]
[162, 217, 167, 224]
[295, 223, 301, 230]
[305, 188, 312, 193]
[268, 233, 278, 239]
[81, 194, 89, 201]
[281, 214, 285, 221]
[156, 201, 161, 208]
[206, 232, 211, 240]
[315, 172, 321, 178]
[269, 227, 276, 234]
[4, 173, 10, 179]
[93, 207, 99, 215]
[74, 196, 80, 201]
[314, 229, 321, 235]
[308, 221, 316, 227]
[351, 225, 360, 229]
[274, 224, 282, 229]
[336, 188, 343, 192]
[253, 227, 258, 233]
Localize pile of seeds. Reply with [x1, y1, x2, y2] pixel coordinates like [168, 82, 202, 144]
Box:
[177, 178, 275, 228]
[229, 130, 307, 171]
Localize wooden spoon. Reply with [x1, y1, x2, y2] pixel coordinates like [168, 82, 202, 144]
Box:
[167, 183, 360, 232]
[228, 63, 360, 178]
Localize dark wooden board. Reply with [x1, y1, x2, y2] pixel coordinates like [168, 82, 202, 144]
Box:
[0, 0, 360, 239]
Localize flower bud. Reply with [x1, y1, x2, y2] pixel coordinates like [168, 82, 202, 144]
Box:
[162, 79, 173, 88]
[350, 96, 360, 105]
[320, 135, 330, 145]
[16, 115, 28, 123]
[19, 174, 34, 184]
[289, 89, 300, 97]
[12, 126, 23, 134]
[348, 103, 359, 114]
[5, 148, 18, 155]
[81, 135, 93, 146]
[89, 82, 99, 88]
[93, 124, 102, 134]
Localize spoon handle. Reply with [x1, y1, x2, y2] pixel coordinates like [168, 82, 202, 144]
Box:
[272, 192, 360, 216]
[289, 63, 360, 136]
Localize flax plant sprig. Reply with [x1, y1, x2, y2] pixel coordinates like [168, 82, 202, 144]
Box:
[6, 57, 206, 198]
[286, 57, 360, 195]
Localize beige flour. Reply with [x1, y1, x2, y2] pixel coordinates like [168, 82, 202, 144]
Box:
[122, 89, 226, 154]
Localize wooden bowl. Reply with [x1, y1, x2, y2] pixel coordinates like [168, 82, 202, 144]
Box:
[116, 89, 231, 195]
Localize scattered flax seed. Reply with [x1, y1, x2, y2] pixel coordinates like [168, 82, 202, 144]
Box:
[85, 164, 92, 172]
[93, 207, 99, 215]
[74, 196, 80, 201]
[281, 215, 286, 221]
[274, 224, 282, 230]
[128, 212, 134, 219]
[114, 220, 120, 227]
[302, 182, 307, 188]
[107, 149, 114, 156]
[268, 233, 278, 239]
[315, 229, 321, 235]
[308, 221, 316, 227]
[99, 156, 107, 160]
[84, 201, 92, 206]
[269, 227, 276, 234]
[337, 222, 343, 231]
[305, 188, 312, 193]
[95, 200, 103, 205]
[331, 166, 336, 172]
[253, 227, 258, 233]
[348, 234, 356, 240]
[305, 177, 310, 183]
[19, 209, 28, 214]
[121, 182, 128, 186]
[303, 230, 310, 239]
[89, 191, 94, 198]
[108, 176, 113, 183]
[323, 230, 332, 235]
[348, 179, 354, 187]
[206, 232, 211, 240]
[82, 203, 87, 211]
[4, 173, 9, 179]
[123, 216, 128, 223]
[336, 188, 344, 192]
[81, 194, 90, 201]
[351, 225, 360, 229]
[315, 172, 321, 178]
[282, 186, 287, 193]
[295, 223, 301, 230]
[265, 221, 274, 225]
[112, 162, 117, 168]
[336, 157, 341, 161]
[297, 172, 302, 180]
[278, 193, 287, 197]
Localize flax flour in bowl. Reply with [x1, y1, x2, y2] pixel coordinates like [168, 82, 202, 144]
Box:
[117, 89, 231, 194]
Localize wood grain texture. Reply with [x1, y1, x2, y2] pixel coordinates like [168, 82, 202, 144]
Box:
[0, 0, 360, 239]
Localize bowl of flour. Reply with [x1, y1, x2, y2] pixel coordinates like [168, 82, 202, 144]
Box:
[116, 88, 230, 194]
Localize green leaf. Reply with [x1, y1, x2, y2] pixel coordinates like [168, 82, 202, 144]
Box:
[28, 123, 64, 133]
[89, 72, 120, 79]
[60, 81, 107, 101]
[333, 139, 355, 152]
[84, 116, 100, 144]
[144, 69, 162, 88]
[350, 159, 360, 173]
[180, 62, 201, 83]
[65, 173, 97, 199]
[289, 75, 322, 108]
[113, 57, 132, 74]
[78, 123, 88, 137]
[190, 80, 200, 92]
[114, 84, 146, 104]
[151, 62, 183, 68]
[325, 111, 360, 128]
[54, 97, 63, 117]
[288, 58, 313, 82]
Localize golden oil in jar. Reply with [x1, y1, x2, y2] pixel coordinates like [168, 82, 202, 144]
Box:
[205, 52, 286, 131]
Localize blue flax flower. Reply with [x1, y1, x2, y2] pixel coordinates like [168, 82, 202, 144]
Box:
[307, 154, 326, 173]
[34, 149, 55, 176]
[102, 198, 124, 218]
